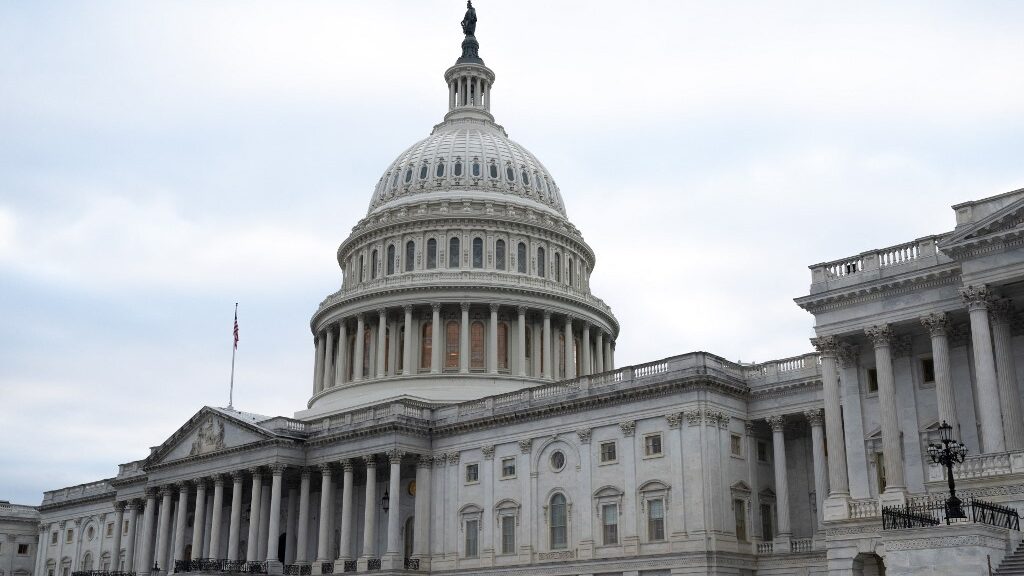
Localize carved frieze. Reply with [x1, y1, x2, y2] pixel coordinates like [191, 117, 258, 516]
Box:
[189, 418, 226, 457]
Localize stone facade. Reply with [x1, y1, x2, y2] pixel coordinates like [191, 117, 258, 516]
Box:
[0, 502, 39, 576]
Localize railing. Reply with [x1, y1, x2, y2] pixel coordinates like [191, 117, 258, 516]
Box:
[790, 538, 813, 553]
[170, 559, 267, 574]
[634, 360, 668, 379]
[973, 500, 1021, 530]
[877, 241, 921, 268]
[403, 558, 420, 570]
[319, 561, 333, 574]
[927, 451, 1015, 482]
[882, 498, 1021, 530]
[826, 257, 862, 278]
[848, 498, 880, 519]
[366, 558, 381, 571]
[284, 564, 311, 576]
[810, 235, 948, 285]
[342, 561, 357, 573]
[756, 542, 774, 554]
[72, 572, 135, 576]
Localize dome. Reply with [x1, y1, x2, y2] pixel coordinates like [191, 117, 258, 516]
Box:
[368, 121, 567, 218]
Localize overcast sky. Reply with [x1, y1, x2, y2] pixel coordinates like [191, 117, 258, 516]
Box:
[2, 1, 1023, 505]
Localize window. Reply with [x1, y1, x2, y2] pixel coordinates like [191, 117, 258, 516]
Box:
[489, 162, 498, 179]
[647, 499, 665, 541]
[472, 237, 483, 268]
[371, 249, 378, 279]
[398, 325, 405, 373]
[500, 515, 516, 554]
[557, 331, 565, 378]
[537, 247, 546, 277]
[549, 494, 568, 549]
[921, 357, 935, 384]
[601, 504, 618, 545]
[506, 165, 515, 182]
[521, 169, 530, 186]
[517, 242, 527, 273]
[734, 499, 747, 541]
[386, 245, 395, 275]
[465, 519, 479, 557]
[123, 520, 129, 535]
[66, 529, 73, 544]
[362, 328, 371, 377]
[404, 167, 413, 183]
[453, 160, 463, 177]
[106, 523, 113, 537]
[760, 503, 774, 541]
[426, 239, 437, 269]
[867, 368, 879, 393]
[470, 321, 485, 370]
[554, 252, 561, 282]
[876, 452, 887, 492]
[568, 257, 574, 286]
[644, 434, 663, 457]
[550, 450, 566, 471]
[730, 434, 743, 457]
[472, 160, 481, 177]
[465, 463, 479, 483]
[51, 532, 57, 545]
[524, 326, 533, 372]
[449, 237, 460, 268]
[359, 254, 364, 282]
[498, 322, 509, 370]
[501, 457, 516, 478]
[405, 241, 415, 272]
[419, 164, 428, 180]
[436, 161, 445, 178]
[421, 323, 432, 370]
[600, 441, 617, 463]
[445, 321, 460, 370]
[495, 239, 506, 270]
[391, 170, 399, 188]
[757, 441, 768, 463]
[18, 543, 29, 555]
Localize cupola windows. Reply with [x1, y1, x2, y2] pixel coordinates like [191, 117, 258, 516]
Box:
[449, 237, 461, 268]
[404, 167, 413, 184]
[517, 243, 527, 273]
[472, 237, 483, 268]
[419, 163, 429, 180]
[495, 239, 506, 270]
[489, 162, 498, 179]
[426, 239, 438, 269]
[521, 169, 530, 186]
[505, 164, 515, 182]
[472, 159, 481, 177]
[405, 241, 415, 272]
[453, 159, 463, 177]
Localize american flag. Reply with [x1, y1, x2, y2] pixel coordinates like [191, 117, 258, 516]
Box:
[233, 305, 239, 350]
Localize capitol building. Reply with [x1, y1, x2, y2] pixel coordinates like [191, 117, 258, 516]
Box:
[6, 6, 1024, 576]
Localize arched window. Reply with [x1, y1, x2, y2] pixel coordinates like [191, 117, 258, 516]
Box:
[359, 254, 365, 282]
[419, 163, 429, 180]
[506, 165, 516, 182]
[445, 321, 460, 370]
[427, 239, 438, 269]
[522, 169, 530, 186]
[453, 160, 463, 177]
[549, 494, 568, 549]
[391, 170, 400, 188]
[362, 328, 372, 377]
[537, 247, 546, 277]
[386, 245, 395, 275]
[472, 237, 483, 268]
[436, 161, 445, 178]
[470, 321, 485, 370]
[495, 239, 506, 270]
[489, 162, 498, 179]
[498, 322, 509, 370]
[371, 249, 379, 280]
[517, 242, 527, 273]
[568, 257, 574, 286]
[449, 237, 461, 268]
[421, 323, 432, 370]
[405, 241, 415, 272]
[404, 167, 413, 184]
[472, 160, 481, 177]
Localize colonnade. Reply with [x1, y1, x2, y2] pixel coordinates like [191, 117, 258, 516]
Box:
[312, 304, 615, 395]
[761, 410, 827, 545]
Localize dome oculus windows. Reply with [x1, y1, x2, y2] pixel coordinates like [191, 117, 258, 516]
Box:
[550, 450, 566, 471]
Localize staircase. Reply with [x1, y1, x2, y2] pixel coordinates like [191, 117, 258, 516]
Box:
[995, 539, 1024, 575]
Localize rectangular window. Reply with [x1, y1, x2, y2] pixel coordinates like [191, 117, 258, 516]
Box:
[500, 516, 515, 555]
[51, 532, 58, 545]
[601, 504, 618, 545]
[921, 357, 935, 384]
[760, 503, 773, 541]
[600, 441, 617, 463]
[644, 434, 663, 457]
[867, 368, 879, 393]
[66, 529, 73, 544]
[465, 463, 479, 483]
[647, 499, 665, 541]
[757, 441, 768, 463]
[106, 522, 113, 537]
[123, 520, 129, 535]
[730, 434, 743, 457]
[465, 519, 479, 557]
[501, 457, 516, 478]
[48, 569, 54, 576]
[734, 499, 747, 541]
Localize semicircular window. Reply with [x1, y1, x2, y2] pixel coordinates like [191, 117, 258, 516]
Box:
[453, 160, 463, 177]
[506, 165, 516, 182]
[419, 164, 429, 180]
[489, 162, 498, 179]
[436, 162, 445, 178]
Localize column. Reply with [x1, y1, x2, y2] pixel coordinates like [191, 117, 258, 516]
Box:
[489, 304, 499, 374]
[313, 334, 325, 394]
[449, 81, 455, 109]
[765, 415, 791, 541]
[227, 472, 244, 562]
[604, 339, 613, 371]
[864, 325, 907, 498]
[124, 501, 139, 570]
[285, 485, 297, 565]
[266, 466, 284, 565]
[376, 309, 387, 378]
[542, 311, 552, 380]
[403, 306, 414, 375]
[111, 503, 126, 570]
[337, 460, 354, 561]
[594, 331, 604, 375]
[564, 316, 575, 379]
[33, 525, 46, 576]
[810, 336, 850, 519]
[961, 286, 1006, 452]
[361, 456, 378, 563]
[172, 484, 189, 564]
[517, 307, 527, 377]
[323, 327, 335, 391]
[315, 465, 333, 563]
[353, 315, 365, 382]
[431, 304, 442, 374]
[921, 314, 960, 436]
[140, 490, 158, 574]
[581, 323, 592, 376]
[336, 322, 348, 387]
[190, 481, 207, 560]
[246, 470, 263, 562]
[209, 477, 225, 561]
[384, 451, 403, 565]
[805, 410, 828, 528]
[991, 300, 1024, 450]
[460, 303, 470, 373]
[412, 456, 431, 560]
[295, 468, 311, 563]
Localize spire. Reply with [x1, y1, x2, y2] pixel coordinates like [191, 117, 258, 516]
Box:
[444, 1, 494, 121]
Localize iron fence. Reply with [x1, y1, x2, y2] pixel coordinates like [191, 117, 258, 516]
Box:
[883, 498, 1020, 530]
[342, 561, 357, 573]
[366, 558, 381, 571]
[403, 558, 420, 570]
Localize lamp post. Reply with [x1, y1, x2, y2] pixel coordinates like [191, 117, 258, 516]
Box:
[927, 420, 968, 521]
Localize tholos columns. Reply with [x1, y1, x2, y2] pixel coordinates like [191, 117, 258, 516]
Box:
[313, 334, 325, 395]
[227, 472, 244, 562]
[315, 465, 333, 564]
[431, 304, 442, 374]
[111, 503, 125, 570]
[542, 312, 553, 380]
[295, 469, 311, 564]
[864, 325, 907, 502]
[921, 313, 960, 435]
[190, 481, 207, 562]
[412, 456, 432, 562]
[246, 470, 263, 562]
[581, 323, 592, 376]
[766, 415, 791, 542]
[594, 331, 604, 375]
[805, 409, 828, 527]
[336, 322, 348, 387]
[376, 310, 387, 378]
[489, 304, 499, 374]
[384, 451, 403, 567]
[961, 285, 1006, 452]
[360, 456, 378, 566]
[517, 307, 527, 377]
[353, 315, 365, 382]
[991, 300, 1024, 450]
[208, 477, 225, 561]
[460, 303, 470, 374]
[403, 306, 414, 375]
[266, 466, 284, 565]
[323, 327, 335, 390]
[337, 460, 354, 562]
[810, 336, 850, 520]
[564, 316, 575, 379]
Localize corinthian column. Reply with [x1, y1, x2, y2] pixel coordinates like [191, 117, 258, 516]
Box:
[295, 468, 311, 564]
[991, 299, 1024, 450]
[811, 336, 850, 519]
[581, 323, 592, 376]
[323, 327, 335, 390]
[961, 285, 1006, 452]
[313, 334, 325, 394]
[805, 409, 827, 527]
[384, 451, 403, 567]
[864, 325, 906, 500]
[208, 476, 225, 561]
[542, 311, 553, 380]
[402, 306, 414, 375]
[337, 460, 354, 562]
[227, 472, 244, 562]
[336, 321, 348, 387]
[124, 501, 139, 570]
[315, 465, 333, 564]
[246, 470, 263, 562]
[921, 313, 960, 436]
[190, 481, 207, 561]
[765, 415, 791, 541]
[564, 315, 575, 379]
[376, 309, 388, 378]
[489, 304, 499, 374]
[460, 303, 470, 374]
[139, 490, 158, 574]
[594, 331, 604, 374]
[266, 465, 284, 565]
[412, 456, 431, 561]
[172, 484, 189, 564]
[360, 456, 378, 566]
[431, 304, 442, 374]
[517, 307, 527, 377]
[111, 503, 126, 569]
[353, 315, 365, 382]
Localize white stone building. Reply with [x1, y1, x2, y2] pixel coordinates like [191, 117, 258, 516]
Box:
[1, 502, 40, 576]
[16, 7, 1024, 576]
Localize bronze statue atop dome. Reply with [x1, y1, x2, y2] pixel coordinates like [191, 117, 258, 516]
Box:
[461, 1, 477, 37]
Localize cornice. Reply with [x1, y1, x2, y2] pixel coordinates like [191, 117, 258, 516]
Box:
[749, 377, 823, 401]
[795, 267, 961, 314]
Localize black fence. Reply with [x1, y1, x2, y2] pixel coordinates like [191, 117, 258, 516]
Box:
[403, 558, 420, 570]
[171, 559, 266, 574]
[883, 498, 1020, 531]
[72, 571, 136, 576]
[319, 562, 333, 575]
[342, 561, 357, 573]
[283, 564, 311, 576]
[366, 559, 381, 571]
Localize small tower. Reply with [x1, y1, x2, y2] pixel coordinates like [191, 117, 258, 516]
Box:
[444, 1, 495, 122]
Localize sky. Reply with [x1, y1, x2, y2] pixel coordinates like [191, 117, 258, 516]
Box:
[2, 1, 1023, 505]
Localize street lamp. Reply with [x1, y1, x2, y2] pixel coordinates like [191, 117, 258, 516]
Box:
[927, 420, 968, 521]
[381, 489, 390, 514]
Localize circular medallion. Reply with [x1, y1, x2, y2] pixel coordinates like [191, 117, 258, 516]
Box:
[408, 480, 416, 496]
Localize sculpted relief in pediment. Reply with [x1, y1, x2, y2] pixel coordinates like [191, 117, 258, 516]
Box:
[189, 418, 226, 456]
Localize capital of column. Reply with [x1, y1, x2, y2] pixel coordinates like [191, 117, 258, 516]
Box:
[402, 304, 413, 314]
[765, 414, 786, 432]
[619, 420, 636, 437]
[804, 408, 824, 427]
[460, 302, 470, 312]
[836, 344, 859, 368]
[864, 324, 892, 348]
[145, 486, 160, 498]
[415, 455, 433, 469]
[38, 524, 47, 534]
[363, 455, 378, 468]
[921, 312, 951, 336]
[113, 501, 127, 513]
[317, 463, 334, 477]
[446, 452, 461, 465]
[175, 481, 191, 492]
[230, 470, 247, 483]
[431, 303, 441, 312]
[126, 499, 140, 511]
[516, 306, 527, 316]
[518, 439, 532, 454]
[989, 299, 1015, 326]
[269, 463, 285, 476]
[576, 428, 593, 444]
[340, 459, 354, 473]
[212, 474, 225, 487]
[377, 308, 387, 320]
[489, 303, 499, 313]
[665, 413, 683, 429]
[385, 449, 404, 465]
[481, 445, 495, 459]
[744, 420, 756, 435]
[248, 467, 264, 479]
[542, 310, 551, 320]
[810, 335, 840, 357]
[193, 478, 209, 491]
[960, 284, 993, 311]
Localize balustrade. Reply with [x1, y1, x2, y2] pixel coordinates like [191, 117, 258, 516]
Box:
[847, 498, 880, 519]
[756, 542, 774, 555]
[790, 538, 814, 553]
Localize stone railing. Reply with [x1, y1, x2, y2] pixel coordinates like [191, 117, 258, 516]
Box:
[926, 450, 1022, 482]
[790, 538, 814, 553]
[848, 497, 881, 519]
[808, 234, 951, 290]
[744, 353, 821, 386]
[42, 479, 114, 506]
[0, 502, 39, 519]
[756, 542, 773, 555]
[115, 461, 146, 479]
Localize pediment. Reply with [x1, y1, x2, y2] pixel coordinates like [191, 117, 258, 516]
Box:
[939, 196, 1024, 256]
[145, 407, 274, 467]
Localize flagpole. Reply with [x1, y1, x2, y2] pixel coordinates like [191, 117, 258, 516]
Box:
[229, 302, 237, 409]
